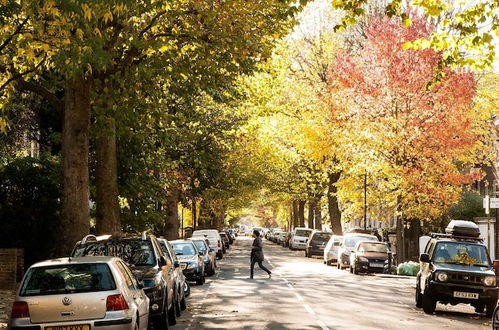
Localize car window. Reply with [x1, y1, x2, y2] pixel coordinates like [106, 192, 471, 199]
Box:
[295, 229, 312, 236]
[20, 263, 116, 296]
[172, 243, 196, 256]
[433, 242, 490, 266]
[115, 261, 136, 290]
[73, 240, 156, 266]
[193, 240, 207, 251]
[312, 233, 332, 242]
[358, 242, 389, 253]
[344, 235, 378, 247]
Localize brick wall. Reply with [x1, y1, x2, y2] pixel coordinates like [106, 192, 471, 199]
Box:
[0, 248, 24, 290]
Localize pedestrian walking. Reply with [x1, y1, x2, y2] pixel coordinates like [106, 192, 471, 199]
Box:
[250, 229, 271, 279]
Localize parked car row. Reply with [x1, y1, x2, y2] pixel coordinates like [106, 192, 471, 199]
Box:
[10, 228, 236, 330]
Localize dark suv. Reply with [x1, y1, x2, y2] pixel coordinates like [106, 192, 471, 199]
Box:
[416, 220, 499, 317]
[306, 231, 332, 258]
[72, 233, 177, 329]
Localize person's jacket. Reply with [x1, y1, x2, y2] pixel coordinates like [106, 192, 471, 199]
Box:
[251, 236, 264, 262]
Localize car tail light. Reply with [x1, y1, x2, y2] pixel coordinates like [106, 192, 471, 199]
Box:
[11, 301, 29, 318]
[106, 294, 129, 311]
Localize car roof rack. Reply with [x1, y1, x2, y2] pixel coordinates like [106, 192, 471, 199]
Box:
[81, 234, 97, 245]
[429, 232, 483, 243]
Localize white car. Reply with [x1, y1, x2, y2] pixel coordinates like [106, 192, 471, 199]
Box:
[323, 235, 344, 265]
[289, 227, 313, 250]
[192, 229, 223, 259]
[10, 256, 149, 330]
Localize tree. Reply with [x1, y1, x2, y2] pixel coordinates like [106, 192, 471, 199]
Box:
[327, 15, 486, 261]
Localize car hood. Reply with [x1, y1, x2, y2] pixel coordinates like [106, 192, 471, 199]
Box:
[433, 262, 494, 274]
[358, 252, 388, 259]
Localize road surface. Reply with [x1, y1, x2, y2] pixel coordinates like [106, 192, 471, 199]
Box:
[178, 236, 490, 329]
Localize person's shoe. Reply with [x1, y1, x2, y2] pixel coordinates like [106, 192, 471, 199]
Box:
[268, 273, 272, 278]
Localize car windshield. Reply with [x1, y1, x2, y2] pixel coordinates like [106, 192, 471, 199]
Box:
[73, 240, 156, 266]
[433, 242, 490, 266]
[192, 240, 207, 251]
[312, 233, 332, 243]
[20, 263, 116, 297]
[172, 243, 196, 256]
[345, 235, 378, 248]
[295, 229, 312, 237]
[358, 242, 389, 253]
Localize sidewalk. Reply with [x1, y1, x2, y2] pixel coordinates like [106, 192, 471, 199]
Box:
[0, 290, 14, 328]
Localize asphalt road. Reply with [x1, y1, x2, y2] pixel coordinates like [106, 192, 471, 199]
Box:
[177, 236, 491, 329]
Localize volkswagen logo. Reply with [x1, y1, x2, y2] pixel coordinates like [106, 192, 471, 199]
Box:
[62, 297, 72, 306]
[463, 276, 469, 281]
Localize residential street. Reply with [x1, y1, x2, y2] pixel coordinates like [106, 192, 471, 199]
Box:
[179, 236, 490, 329]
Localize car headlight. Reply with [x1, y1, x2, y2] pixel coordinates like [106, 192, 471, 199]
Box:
[358, 256, 368, 263]
[435, 272, 448, 282]
[484, 276, 497, 287]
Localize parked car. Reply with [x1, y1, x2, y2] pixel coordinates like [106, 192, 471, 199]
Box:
[10, 256, 149, 330]
[157, 237, 189, 312]
[289, 227, 313, 250]
[323, 235, 344, 266]
[349, 241, 391, 274]
[219, 232, 230, 250]
[171, 240, 205, 285]
[305, 231, 332, 258]
[337, 233, 379, 269]
[271, 229, 282, 243]
[277, 232, 288, 246]
[72, 232, 177, 328]
[224, 229, 234, 244]
[282, 232, 292, 248]
[189, 237, 217, 276]
[192, 229, 223, 259]
[416, 220, 499, 317]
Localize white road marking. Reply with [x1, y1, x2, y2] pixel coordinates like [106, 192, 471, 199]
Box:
[294, 292, 304, 301]
[317, 320, 329, 330]
[303, 304, 315, 315]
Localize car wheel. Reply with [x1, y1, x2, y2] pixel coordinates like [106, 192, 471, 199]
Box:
[337, 260, 341, 269]
[422, 291, 436, 314]
[486, 299, 498, 318]
[307, 250, 312, 258]
[326, 260, 332, 266]
[196, 274, 204, 285]
[184, 281, 191, 297]
[492, 305, 499, 330]
[180, 292, 187, 311]
[415, 277, 423, 308]
[151, 306, 169, 330]
[174, 289, 181, 318]
[353, 263, 358, 275]
[168, 299, 176, 326]
[133, 320, 139, 330]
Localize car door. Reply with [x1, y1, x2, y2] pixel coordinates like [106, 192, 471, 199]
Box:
[419, 240, 435, 292]
[117, 261, 149, 329]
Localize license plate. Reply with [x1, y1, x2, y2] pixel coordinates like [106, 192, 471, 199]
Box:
[46, 325, 89, 330]
[369, 263, 384, 268]
[453, 291, 479, 299]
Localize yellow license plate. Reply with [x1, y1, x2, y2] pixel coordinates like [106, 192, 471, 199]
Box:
[46, 325, 89, 330]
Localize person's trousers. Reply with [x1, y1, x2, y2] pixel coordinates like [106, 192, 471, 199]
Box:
[250, 259, 271, 278]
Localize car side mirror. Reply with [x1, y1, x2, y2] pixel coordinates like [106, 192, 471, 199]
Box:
[209, 248, 215, 252]
[137, 280, 144, 289]
[493, 260, 499, 269]
[174, 260, 180, 268]
[198, 251, 204, 257]
[420, 253, 430, 263]
[159, 256, 168, 267]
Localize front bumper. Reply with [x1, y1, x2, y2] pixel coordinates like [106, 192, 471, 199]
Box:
[309, 247, 325, 256]
[428, 280, 499, 303]
[356, 261, 385, 273]
[144, 285, 166, 316]
[183, 266, 203, 280]
[292, 241, 307, 250]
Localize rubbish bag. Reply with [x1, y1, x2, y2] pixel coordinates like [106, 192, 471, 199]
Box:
[397, 261, 420, 276]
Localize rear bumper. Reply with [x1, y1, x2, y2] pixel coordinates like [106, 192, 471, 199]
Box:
[10, 314, 134, 330]
[292, 242, 307, 249]
[308, 248, 325, 255]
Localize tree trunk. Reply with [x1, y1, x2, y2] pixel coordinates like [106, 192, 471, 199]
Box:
[59, 76, 91, 255]
[314, 198, 322, 230]
[396, 195, 404, 264]
[164, 192, 179, 240]
[327, 171, 343, 235]
[95, 116, 121, 235]
[298, 200, 305, 227]
[308, 199, 315, 229]
[292, 200, 299, 228]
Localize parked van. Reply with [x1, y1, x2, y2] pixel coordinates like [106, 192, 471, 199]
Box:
[289, 227, 313, 250]
[192, 229, 223, 259]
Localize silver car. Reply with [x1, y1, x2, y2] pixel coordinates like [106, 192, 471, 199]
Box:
[323, 235, 343, 266]
[10, 256, 149, 330]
